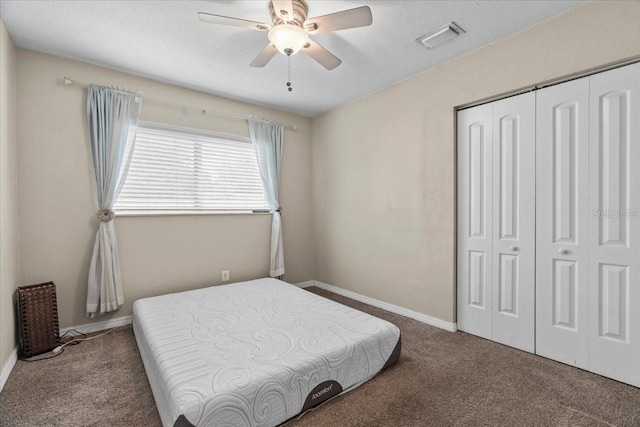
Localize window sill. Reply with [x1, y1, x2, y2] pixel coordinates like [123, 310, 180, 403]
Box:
[114, 210, 272, 217]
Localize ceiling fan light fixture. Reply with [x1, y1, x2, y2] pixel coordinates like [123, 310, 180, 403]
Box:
[268, 24, 309, 56]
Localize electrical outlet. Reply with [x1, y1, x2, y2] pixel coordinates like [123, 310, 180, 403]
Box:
[221, 270, 230, 283]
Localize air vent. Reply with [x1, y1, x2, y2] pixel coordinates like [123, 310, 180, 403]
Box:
[416, 22, 465, 49]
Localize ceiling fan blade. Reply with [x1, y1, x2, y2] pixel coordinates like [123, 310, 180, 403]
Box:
[305, 6, 372, 34]
[198, 12, 270, 31]
[250, 43, 279, 67]
[302, 39, 342, 70]
[271, 0, 295, 22]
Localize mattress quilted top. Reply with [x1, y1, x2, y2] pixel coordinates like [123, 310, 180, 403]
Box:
[133, 278, 400, 427]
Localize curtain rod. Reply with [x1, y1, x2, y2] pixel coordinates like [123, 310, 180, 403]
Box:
[62, 77, 298, 132]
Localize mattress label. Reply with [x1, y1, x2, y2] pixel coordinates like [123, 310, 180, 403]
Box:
[301, 380, 343, 412]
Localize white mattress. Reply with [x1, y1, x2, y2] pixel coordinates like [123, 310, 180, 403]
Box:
[133, 278, 400, 427]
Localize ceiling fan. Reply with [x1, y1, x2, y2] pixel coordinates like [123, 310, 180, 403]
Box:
[198, 0, 372, 70]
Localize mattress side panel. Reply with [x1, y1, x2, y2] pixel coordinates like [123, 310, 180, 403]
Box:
[133, 304, 179, 427]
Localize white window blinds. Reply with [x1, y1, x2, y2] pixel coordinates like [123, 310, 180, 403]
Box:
[115, 123, 270, 212]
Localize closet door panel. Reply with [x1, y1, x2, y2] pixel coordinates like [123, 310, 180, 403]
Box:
[457, 104, 493, 340]
[588, 62, 640, 386]
[535, 78, 590, 368]
[491, 93, 536, 353]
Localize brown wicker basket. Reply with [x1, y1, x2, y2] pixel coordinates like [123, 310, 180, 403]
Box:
[16, 282, 60, 358]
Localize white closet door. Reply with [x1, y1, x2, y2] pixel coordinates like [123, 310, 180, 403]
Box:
[491, 93, 536, 353]
[535, 78, 590, 368]
[457, 104, 493, 340]
[588, 62, 640, 387]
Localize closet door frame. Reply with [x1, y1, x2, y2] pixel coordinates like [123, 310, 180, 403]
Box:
[456, 59, 640, 387]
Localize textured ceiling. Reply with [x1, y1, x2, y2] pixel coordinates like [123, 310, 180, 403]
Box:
[0, 1, 585, 117]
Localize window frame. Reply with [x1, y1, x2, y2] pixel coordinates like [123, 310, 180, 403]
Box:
[114, 121, 271, 216]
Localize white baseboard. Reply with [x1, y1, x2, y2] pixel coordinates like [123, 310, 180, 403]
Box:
[60, 315, 132, 337]
[292, 280, 314, 289]
[0, 347, 18, 393]
[312, 281, 457, 332]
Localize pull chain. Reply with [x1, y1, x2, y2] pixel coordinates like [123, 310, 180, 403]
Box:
[286, 56, 293, 92]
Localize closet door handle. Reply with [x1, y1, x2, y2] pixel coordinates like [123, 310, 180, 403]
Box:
[558, 248, 569, 255]
[509, 245, 519, 251]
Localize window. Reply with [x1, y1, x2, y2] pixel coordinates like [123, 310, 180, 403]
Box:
[115, 123, 269, 213]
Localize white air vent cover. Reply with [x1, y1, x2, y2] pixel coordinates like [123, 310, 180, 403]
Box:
[416, 22, 465, 49]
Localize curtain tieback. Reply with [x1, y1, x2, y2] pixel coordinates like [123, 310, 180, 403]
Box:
[96, 209, 115, 222]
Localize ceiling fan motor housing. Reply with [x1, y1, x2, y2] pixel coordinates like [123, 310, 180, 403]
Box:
[269, 0, 309, 27]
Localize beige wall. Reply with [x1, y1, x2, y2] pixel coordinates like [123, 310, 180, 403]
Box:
[9, 1, 640, 339]
[311, 1, 640, 323]
[16, 51, 313, 329]
[0, 19, 19, 371]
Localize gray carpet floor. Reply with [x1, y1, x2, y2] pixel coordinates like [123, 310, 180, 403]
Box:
[2, 286, 640, 426]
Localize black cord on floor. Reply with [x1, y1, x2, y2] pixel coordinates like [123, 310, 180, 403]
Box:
[19, 327, 123, 362]
[19, 349, 65, 362]
[60, 329, 87, 347]
[60, 329, 87, 341]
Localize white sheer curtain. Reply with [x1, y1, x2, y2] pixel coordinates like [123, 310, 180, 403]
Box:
[248, 117, 285, 278]
[86, 84, 142, 317]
